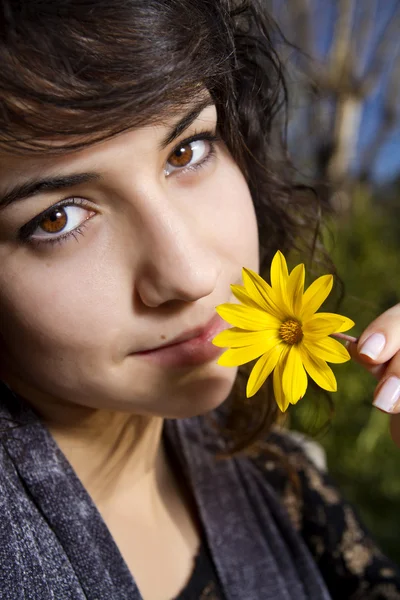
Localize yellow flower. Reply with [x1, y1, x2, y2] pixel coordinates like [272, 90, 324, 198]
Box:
[213, 251, 355, 412]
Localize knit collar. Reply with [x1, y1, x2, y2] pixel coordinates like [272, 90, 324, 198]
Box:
[0, 386, 330, 599]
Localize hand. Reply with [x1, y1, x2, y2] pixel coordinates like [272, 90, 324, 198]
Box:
[346, 304, 400, 448]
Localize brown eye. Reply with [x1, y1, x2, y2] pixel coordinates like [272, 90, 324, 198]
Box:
[168, 144, 193, 168]
[40, 207, 68, 233]
[165, 139, 210, 176]
[26, 203, 96, 243]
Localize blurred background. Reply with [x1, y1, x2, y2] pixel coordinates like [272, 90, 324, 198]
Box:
[267, 0, 400, 562]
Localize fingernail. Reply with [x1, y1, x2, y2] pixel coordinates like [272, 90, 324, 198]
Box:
[359, 333, 386, 360]
[373, 376, 400, 413]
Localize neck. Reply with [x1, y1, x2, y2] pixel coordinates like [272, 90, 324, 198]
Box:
[46, 407, 165, 509]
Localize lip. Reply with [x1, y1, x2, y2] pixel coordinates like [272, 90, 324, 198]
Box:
[134, 313, 227, 368]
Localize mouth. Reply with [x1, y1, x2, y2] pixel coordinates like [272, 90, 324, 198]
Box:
[134, 313, 228, 368]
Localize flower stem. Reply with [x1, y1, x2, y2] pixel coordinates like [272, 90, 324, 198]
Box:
[332, 332, 358, 344]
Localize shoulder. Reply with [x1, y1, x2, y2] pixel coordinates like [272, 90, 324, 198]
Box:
[0, 439, 80, 598]
[0, 440, 37, 593]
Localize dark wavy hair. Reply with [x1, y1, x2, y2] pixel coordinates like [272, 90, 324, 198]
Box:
[0, 0, 327, 451]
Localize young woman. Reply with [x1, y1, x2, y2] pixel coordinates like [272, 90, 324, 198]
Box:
[0, 1, 399, 598]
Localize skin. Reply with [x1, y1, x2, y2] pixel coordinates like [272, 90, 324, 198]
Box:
[0, 104, 259, 419]
[0, 101, 398, 597]
[0, 103, 260, 599]
[348, 308, 400, 448]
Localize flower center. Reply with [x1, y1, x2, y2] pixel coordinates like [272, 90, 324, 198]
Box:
[279, 319, 303, 345]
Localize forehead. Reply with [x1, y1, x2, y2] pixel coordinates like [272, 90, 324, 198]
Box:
[3, 102, 215, 158]
[0, 102, 218, 205]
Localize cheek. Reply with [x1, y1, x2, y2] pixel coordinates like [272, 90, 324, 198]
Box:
[0, 239, 130, 367]
[203, 159, 259, 273]
[0, 158, 259, 412]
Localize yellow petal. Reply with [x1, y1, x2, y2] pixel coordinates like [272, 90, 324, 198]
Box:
[213, 328, 279, 348]
[242, 268, 286, 320]
[217, 336, 279, 367]
[302, 313, 343, 338]
[230, 284, 261, 310]
[270, 250, 289, 288]
[333, 315, 355, 333]
[246, 344, 283, 397]
[303, 313, 352, 338]
[282, 345, 308, 405]
[270, 251, 290, 310]
[303, 336, 350, 364]
[301, 275, 333, 320]
[300, 346, 337, 392]
[287, 263, 305, 316]
[273, 345, 290, 412]
[216, 304, 280, 331]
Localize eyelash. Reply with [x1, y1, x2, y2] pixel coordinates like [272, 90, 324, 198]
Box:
[18, 129, 219, 249]
[168, 130, 218, 176]
[18, 197, 92, 248]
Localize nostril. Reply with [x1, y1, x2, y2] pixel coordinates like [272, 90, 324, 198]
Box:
[134, 230, 221, 307]
[135, 267, 219, 308]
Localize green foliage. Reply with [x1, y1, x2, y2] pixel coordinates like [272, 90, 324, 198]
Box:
[290, 184, 400, 562]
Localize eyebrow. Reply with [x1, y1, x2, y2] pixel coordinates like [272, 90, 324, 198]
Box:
[0, 98, 214, 210]
[160, 97, 215, 149]
[0, 172, 100, 210]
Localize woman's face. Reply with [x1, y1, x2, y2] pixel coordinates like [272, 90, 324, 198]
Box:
[0, 103, 259, 419]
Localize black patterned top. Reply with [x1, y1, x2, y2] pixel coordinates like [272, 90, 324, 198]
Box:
[0, 385, 399, 600]
[175, 430, 400, 600]
[174, 540, 225, 600]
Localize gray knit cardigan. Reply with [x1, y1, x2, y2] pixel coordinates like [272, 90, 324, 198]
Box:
[0, 387, 333, 600]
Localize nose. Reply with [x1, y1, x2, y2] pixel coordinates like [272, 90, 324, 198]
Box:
[135, 206, 221, 308]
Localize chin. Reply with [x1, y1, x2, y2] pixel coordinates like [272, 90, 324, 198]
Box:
[161, 366, 238, 420]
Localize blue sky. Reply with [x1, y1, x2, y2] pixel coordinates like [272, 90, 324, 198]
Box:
[279, 0, 400, 183]
[352, 1, 400, 182]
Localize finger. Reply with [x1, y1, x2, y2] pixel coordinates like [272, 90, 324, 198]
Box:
[354, 304, 400, 367]
[372, 352, 400, 414]
[347, 340, 386, 379]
